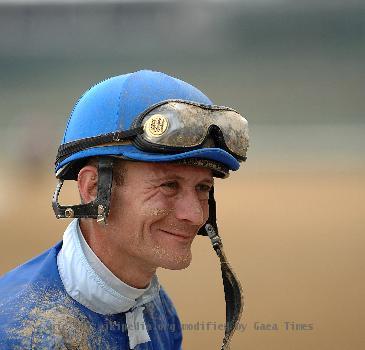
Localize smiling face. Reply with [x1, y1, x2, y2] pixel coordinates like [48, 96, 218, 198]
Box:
[105, 161, 213, 271]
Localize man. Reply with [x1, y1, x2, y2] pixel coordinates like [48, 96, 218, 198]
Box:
[0, 70, 249, 349]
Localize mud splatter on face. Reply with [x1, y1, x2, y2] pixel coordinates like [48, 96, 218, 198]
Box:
[137, 206, 199, 269]
[144, 208, 173, 217]
[152, 244, 192, 269]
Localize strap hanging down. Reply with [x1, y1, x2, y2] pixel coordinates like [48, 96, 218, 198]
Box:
[52, 158, 114, 224]
[204, 189, 244, 350]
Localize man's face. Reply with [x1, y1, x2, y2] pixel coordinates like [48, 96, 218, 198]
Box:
[106, 161, 213, 271]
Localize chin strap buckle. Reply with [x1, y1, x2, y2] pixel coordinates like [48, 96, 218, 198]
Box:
[205, 223, 222, 248]
[97, 204, 106, 224]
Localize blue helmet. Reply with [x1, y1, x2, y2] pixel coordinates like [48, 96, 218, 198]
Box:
[56, 70, 241, 178]
[53, 69, 249, 221]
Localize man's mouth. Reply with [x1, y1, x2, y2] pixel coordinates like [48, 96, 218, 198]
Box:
[159, 229, 194, 242]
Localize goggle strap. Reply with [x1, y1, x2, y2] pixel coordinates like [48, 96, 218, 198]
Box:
[52, 158, 114, 223]
[56, 127, 143, 165]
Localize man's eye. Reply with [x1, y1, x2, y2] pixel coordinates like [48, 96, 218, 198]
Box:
[161, 181, 178, 190]
[197, 184, 212, 193]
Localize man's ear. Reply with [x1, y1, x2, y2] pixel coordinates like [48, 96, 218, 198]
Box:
[78, 165, 98, 204]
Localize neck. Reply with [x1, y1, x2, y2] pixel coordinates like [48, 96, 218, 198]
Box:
[79, 219, 156, 289]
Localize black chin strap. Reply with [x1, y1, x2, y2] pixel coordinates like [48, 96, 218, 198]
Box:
[204, 189, 244, 350]
[52, 158, 114, 224]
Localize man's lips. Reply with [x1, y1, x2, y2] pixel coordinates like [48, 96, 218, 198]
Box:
[159, 229, 195, 241]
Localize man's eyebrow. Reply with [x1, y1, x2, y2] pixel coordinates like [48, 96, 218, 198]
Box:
[152, 174, 185, 182]
[152, 174, 214, 184]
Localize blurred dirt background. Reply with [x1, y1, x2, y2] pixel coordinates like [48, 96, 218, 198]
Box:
[1, 1, 364, 349]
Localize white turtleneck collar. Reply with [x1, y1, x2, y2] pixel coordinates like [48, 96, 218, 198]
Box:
[57, 219, 160, 348]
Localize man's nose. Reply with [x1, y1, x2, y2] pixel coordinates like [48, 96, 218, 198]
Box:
[174, 190, 205, 226]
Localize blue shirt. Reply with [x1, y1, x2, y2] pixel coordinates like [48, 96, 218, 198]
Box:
[0, 241, 182, 349]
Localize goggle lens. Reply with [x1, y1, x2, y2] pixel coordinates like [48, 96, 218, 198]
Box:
[138, 101, 249, 159]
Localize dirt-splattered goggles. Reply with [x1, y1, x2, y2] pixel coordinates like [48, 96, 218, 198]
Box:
[132, 100, 249, 160]
[56, 99, 249, 166]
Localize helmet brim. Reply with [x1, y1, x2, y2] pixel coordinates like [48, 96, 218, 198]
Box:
[55, 144, 240, 179]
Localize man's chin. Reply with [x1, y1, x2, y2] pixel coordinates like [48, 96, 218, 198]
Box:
[152, 246, 192, 270]
[162, 255, 192, 270]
